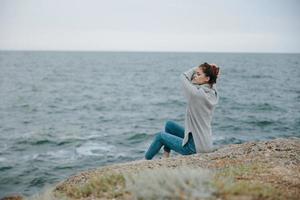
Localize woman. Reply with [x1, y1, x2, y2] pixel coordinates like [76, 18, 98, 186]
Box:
[145, 62, 220, 160]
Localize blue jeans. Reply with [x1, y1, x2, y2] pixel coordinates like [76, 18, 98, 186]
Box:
[145, 120, 196, 160]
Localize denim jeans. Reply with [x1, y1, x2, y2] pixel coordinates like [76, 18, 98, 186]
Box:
[145, 120, 196, 160]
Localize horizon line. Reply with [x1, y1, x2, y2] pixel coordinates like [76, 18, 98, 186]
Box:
[0, 49, 299, 54]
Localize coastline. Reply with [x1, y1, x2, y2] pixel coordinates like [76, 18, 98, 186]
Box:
[3, 137, 300, 200]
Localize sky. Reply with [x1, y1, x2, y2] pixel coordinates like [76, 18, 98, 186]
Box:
[0, 0, 299, 53]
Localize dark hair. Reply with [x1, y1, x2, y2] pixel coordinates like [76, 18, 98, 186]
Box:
[199, 62, 220, 86]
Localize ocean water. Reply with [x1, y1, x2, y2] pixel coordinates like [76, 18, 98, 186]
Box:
[0, 51, 299, 197]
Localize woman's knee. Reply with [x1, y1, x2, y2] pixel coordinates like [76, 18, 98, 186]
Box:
[160, 131, 171, 141]
[164, 120, 175, 132]
[154, 132, 163, 141]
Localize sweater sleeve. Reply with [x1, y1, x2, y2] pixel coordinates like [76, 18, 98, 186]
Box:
[180, 67, 204, 99]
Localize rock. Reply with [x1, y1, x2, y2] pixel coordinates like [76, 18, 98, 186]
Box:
[0, 195, 23, 200]
[51, 137, 300, 199]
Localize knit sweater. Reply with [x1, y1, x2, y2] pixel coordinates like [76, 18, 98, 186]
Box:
[181, 67, 219, 153]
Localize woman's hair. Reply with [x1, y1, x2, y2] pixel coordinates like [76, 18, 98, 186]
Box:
[199, 62, 220, 85]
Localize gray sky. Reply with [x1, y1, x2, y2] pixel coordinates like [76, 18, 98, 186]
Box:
[0, 0, 299, 52]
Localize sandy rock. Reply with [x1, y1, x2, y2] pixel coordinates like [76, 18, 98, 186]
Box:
[55, 137, 300, 199]
[0, 195, 23, 200]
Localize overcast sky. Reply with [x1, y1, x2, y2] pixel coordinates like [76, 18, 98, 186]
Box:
[0, 0, 299, 52]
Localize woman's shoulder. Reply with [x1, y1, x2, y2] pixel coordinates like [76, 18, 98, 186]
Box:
[197, 84, 218, 103]
[199, 84, 217, 94]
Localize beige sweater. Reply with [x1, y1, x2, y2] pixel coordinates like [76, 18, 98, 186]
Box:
[181, 67, 219, 153]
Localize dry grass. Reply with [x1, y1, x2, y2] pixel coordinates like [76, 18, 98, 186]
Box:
[25, 186, 63, 200]
[125, 166, 215, 200]
[212, 163, 290, 200]
[52, 162, 298, 200]
[57, 173, 128, 199]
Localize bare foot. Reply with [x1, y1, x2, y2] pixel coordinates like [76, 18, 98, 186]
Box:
[163, 151, 170, 158]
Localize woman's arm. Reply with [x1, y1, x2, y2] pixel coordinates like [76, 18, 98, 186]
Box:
[183, 67, 197, 81]
[180, 67, 204, 99]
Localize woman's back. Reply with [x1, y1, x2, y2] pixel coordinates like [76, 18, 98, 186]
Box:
[181, 65, 219, 153]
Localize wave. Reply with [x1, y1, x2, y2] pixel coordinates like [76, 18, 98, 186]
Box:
[247, 120, 276, 127]
[0, 166, 13, 171]
[16, 139, 57, 146]
[127, 133, 149, 140]
[75, 142, 115, 156]
[213, 137, 246, 145]
[14, 136, 87, 147]
[252, 103, 284, 112]
[29, 177, 47, 187]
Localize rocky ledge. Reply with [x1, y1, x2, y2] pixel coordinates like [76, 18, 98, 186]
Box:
[52, 137, 300, 200]
[3, 137, 300, 200]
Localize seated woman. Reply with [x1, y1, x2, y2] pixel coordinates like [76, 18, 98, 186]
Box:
[145, 62, 220, 160]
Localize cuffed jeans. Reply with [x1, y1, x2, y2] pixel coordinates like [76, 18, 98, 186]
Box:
[145, 120, 196, 160]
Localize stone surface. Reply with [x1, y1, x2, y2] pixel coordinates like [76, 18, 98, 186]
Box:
[0, 195, 23, 200]
[55, 137, 300, 199]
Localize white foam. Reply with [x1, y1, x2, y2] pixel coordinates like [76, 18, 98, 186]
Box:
[26, 149, 76, 164]
[0, 157, 7, 162]
[75, 142, 115, 156]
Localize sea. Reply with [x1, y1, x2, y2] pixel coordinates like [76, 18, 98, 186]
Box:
[0, 51, 299, 197]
